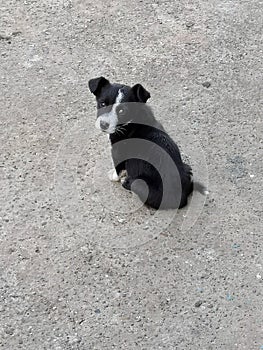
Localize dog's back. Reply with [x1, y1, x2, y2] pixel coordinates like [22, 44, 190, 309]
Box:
[120, 124, 193, 209]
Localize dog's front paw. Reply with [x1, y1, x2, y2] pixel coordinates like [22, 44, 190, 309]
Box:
[108, 169, 120, 182]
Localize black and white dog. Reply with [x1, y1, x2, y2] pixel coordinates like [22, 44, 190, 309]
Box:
[89, 76, 207, 209]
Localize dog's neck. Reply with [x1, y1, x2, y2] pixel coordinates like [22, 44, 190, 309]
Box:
[109, 104, 164, 144]
[109, 123, 138, 144]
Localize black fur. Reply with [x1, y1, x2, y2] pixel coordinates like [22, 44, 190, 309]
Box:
[89, 77, 206, 209]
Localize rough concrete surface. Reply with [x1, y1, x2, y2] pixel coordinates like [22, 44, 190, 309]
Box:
[0, 0, 262, 349]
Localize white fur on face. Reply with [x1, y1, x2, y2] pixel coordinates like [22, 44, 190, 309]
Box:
[95, 89, 124, 134]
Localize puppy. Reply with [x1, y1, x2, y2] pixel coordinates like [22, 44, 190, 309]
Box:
[89, 76, 207, 209]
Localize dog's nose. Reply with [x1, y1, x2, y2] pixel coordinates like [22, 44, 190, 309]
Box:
[100, 120, 109, 131]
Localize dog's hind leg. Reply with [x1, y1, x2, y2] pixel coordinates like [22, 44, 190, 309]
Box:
[122, 176, 163, 209]
[115, 161, 126, 177]
[108, 159, 127, 182]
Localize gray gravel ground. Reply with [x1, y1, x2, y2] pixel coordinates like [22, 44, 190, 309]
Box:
[0, 0, 262, 349]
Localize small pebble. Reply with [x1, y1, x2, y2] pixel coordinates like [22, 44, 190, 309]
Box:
[202, 81, 211, 88]
[232, 243, 240, 249]
[186, 21, 195, 29]
[12, 31, 22, 36]
[195, 300, 203, 307]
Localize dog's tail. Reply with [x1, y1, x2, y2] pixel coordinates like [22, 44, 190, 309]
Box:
[193, 181, 209, 196]
[183, 163, 209, 196]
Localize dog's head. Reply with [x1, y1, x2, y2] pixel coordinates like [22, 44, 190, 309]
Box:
[88, 76, 151, 134]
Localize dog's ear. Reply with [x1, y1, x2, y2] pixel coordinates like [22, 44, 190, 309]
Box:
[132, 83, 151, 103]
[88, 76, 109, 96]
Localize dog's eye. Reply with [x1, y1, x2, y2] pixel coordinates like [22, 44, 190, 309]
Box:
[118, 108, 125, 115]
[99, 101, 106, 108]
